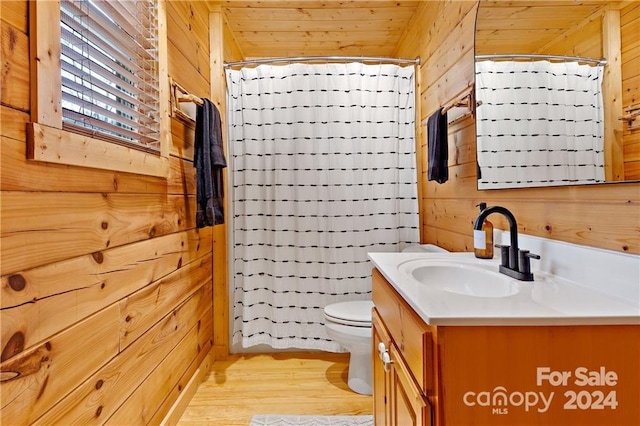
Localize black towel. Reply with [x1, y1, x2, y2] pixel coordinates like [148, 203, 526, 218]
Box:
[194, 98, 227, 228]
[427, 108, 448, 184]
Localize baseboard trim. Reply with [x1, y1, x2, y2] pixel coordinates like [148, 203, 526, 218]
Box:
[160, 348, 215, 425]
[213, 344, 230, 360]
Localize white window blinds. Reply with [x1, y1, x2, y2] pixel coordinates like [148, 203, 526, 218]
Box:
[60, 0, 160, 151]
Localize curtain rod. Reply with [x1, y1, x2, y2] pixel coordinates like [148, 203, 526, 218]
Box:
[475, 54, 606, 66]
[224, 56, 420, 69]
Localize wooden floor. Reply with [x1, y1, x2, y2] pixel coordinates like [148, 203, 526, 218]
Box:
[177, 352, 373, 425]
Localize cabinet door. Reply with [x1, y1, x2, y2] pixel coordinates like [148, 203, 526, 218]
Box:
[372, 269, 434, 396]
[389, 344, 431, 426]
[373, 309, 392, 426]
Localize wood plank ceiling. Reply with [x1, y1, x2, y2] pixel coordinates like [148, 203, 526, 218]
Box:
[206, 1, 421, 58]
[208, 1, 630, 61]
[476, 1, 629, 55]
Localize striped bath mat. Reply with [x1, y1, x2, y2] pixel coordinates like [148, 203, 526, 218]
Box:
[249, 414, 374, 426]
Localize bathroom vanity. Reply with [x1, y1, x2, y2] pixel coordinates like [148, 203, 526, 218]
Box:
[369, 246, 640, 426]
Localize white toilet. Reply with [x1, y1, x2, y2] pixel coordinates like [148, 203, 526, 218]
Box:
[323, 300, 375, 395]
[323, 244, 449, 395]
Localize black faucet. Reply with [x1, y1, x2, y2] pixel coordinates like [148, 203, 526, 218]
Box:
[474, 205, 540, 281]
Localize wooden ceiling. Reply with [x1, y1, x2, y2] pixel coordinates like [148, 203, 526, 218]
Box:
[475, 1, 629, 55]
[206, 1, 422, 58]
[207, 1, 630, 60]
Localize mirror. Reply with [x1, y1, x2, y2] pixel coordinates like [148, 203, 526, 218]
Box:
[475, 1, 639, 189]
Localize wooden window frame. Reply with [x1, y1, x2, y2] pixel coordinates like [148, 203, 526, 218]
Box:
[27, 0, 171, 178]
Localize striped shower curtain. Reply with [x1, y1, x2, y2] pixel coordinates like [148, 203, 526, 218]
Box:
[226, 63, 419, 351]
[475, 60, 605, 189]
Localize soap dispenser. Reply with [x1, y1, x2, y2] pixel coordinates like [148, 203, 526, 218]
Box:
[474, 202, 494, 259]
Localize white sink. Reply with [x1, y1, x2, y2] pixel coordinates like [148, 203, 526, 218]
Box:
[399, 259, 521, 298]
[368, 249, 640, 326]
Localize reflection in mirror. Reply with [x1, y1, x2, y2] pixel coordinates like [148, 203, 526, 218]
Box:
[475, 56, 606, 189]
[475, 1, 640, 189]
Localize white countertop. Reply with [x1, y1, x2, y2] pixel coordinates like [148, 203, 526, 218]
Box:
[368, 251, 640, 326]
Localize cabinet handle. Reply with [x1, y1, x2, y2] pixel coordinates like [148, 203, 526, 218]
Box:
[381, 351, 394, 372]
[377, 342, 394, 372]
[377, 342, 387, 356]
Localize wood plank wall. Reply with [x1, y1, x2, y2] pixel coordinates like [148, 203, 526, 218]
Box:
[1, 1, 215, 423]
[208, 6, 244, 360]
[394, 1, 640, 256]
[621, 3, 640, 179]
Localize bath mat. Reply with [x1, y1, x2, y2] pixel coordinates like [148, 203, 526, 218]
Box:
[249, 414, 373, 426]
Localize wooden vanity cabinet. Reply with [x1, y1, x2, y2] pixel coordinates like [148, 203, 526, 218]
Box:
[372, 268, 434, 426]
[372, 310, 392, 426]
[373, 311, 431, 426]
[371, 268, 640, 426]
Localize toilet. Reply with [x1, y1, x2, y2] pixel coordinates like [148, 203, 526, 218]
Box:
[323, 300, 375, 395]
[323, 244, 449, 395]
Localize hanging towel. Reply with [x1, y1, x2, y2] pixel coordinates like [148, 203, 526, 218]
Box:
[195, 98, 227, 228]
[427, 108, 448, 184]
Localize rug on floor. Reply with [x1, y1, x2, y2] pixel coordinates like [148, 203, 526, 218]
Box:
[249, 414, 374, 426]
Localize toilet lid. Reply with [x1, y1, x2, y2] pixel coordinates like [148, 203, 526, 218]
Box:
[324, 300, 374, 326]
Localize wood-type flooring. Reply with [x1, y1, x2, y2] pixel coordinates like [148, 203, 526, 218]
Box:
[177, 352, 373, 425]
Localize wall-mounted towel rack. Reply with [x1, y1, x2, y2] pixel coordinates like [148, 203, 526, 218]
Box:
[170, 77, 202, 123]
[619, 103, 640, 131]
[178, 93, 204, 106]
[440, 83, 477, 125]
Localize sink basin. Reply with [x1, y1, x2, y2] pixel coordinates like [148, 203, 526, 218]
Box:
[401, 260, 521, 298]
[368, 250, 640, 326]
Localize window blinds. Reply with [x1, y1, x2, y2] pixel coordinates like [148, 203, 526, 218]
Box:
[60, 0, 160, 151]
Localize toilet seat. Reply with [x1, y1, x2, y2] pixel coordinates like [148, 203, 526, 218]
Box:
[323, 300, 374, 327]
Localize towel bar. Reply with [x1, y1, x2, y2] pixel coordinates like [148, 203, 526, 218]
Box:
[170, 77, 203, 123]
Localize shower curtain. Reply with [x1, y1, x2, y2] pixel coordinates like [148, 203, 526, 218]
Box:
[226, 63, 419, 351]
[475, 60, 605, 189]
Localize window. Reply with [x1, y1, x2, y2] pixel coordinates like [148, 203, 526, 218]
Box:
[28, 0, 170, 177]
[60, 0, 160, 151]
